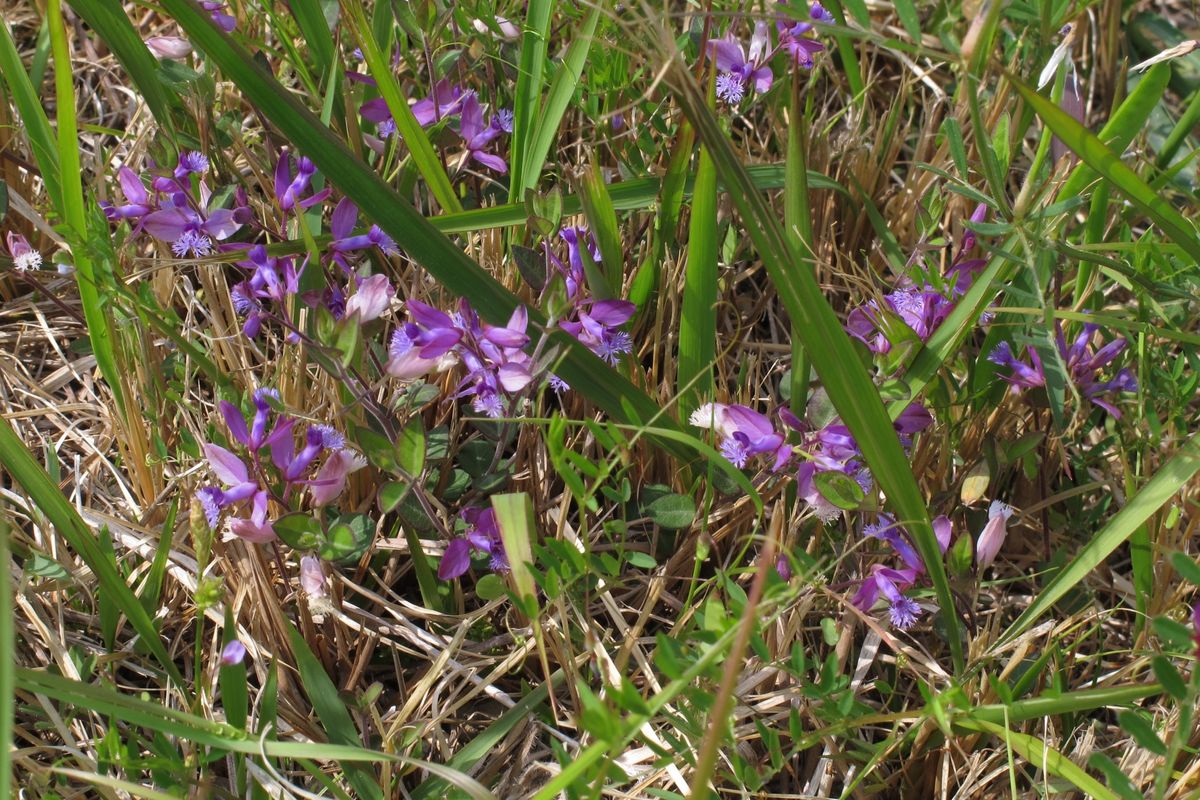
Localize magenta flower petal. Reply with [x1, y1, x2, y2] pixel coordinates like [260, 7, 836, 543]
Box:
[438, 538, 472, 580]
[204, 443, 249, 485]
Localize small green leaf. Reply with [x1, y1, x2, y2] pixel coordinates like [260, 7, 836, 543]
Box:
[813, 471, 866, 511]
[397, 418, 425, 478]
[24, 552, 70, 580]
[1087, 753, 1143, 800]
[273, 513, 323, 550]
[319, 513, 373, 563]
[1170, 552, 1200, 586]
[1118, 710, 1167, 755]
[947, 532, 974, 578]
[643, 492, 696, 530]
[626, 551, 657, 570]
[1151, 655, 1187, 700]
[378, 481, 410, 513]
[1152, 617, 1194, 651]
[475, 573, 507, 601]
[512, 244, 547, 290]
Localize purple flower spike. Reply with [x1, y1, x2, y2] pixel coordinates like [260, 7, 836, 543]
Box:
[274, 152, 331, 213]
[851, 564, 922, 629]
[709, 22, 775, 104]
[439, 507, 508, 579]
[989, 322, 1137, 417]
[459, 93, 508, 173]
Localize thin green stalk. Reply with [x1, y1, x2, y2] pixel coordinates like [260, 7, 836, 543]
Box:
[784, 80, 813, 410]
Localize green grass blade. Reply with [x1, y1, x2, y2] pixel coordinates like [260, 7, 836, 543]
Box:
[285, 622, 384, 800]
[970, 683, 1161, 724]
[431, 163, 846, 234]
[161, 0, 685, 455]
[0, 18, 62, 214]
[0, 421, 183, 686]
[576, 162, 623, 297]
[48, 0, 126, 417]
[509, 0, 555, 199]
[663, 44, 965, 673]
[289, 0, 336, 83]
[66, 0, 179, 140]
[524, 5, 600, 187]
[343, 0, 461, 213]
[1056, 63, 1170, 201]
[955, 718, 1119, 800]
[1010, 73, 1200, 263]
[0, 509, 12, 792]
[678, 144, 717, 417]
[1000, 432, 1200, 645]
[15, 667, 498, 798]
[784, 86, 814, 409]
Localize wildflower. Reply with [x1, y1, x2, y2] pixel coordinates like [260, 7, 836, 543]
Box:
[776, 2, 826, 68]
[847, 285, 956, 355]
[219, 640, 247, 666]
[493, 108, 514, 133]
[453, 303, 535, 417]
[274, 151, 330, 213]
[174, 151, 210, 180]
[689, 402, 791, 471]
[309, 448, 368, 506]
[775, 553, 792, 581]
[559, 300, 636, 365]
[547, 226, 600, 298]
[386, 300, 464, 380]
[438, 507, 508, 579]
[228, 489, 277, 543]
[708, 21, 774, 104]
[458, 93, 508, 173]
[410, 79, 466, 126]
[300, 555, 328, 598]
[851, 565, 922, 630]
[1192, 602, 1200, 659]
[472, 15, 520, 40]
[344, 274, 395, 322]
[146, 36, 192, 59]
[200, 0, 236, 32]
[230, 248, 303, 338]
[975, 499, 1014, 569]
[101, 166, 154, 223]
[273, 426, 340, 482]
[202, 443, 260, 506]
[142, 181, 241, 257]
[988, 323, 1138, 417]
[6, 231, 41, 271]
[329, 198, 398, 269]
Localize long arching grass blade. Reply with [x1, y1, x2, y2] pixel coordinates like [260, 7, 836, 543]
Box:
[998, 432, 1200, 646]
[656, 28, 965, 673]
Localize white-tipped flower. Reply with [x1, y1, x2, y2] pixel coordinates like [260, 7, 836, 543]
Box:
[309, 448, 367, 506]
[6, 231, 41, 271]
[976, 500, 1015, 569]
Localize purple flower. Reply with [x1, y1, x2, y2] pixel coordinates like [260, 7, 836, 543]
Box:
[101, 167, 154, 223]
[300, 555, 328, 598]
[174, 151, 210, 180]
[344, 274, 395, 322]
[851, 565, 922, 630]
[452, 303, 535, 417]
[387, 300, 464, 380]
[219, 640, 247, 666]
[689, 402, 792, 471]
[273, 151, 331, 213]
[975, 499, 1014, 569]
[230, 247, 303, 338]
[708, 21, 775, 104]
[228, 489, 277, 543]
[458, 93, 508, 173]
[6, 231, 41, 271]
[559, 299, 636, 365]
[141, 180, 241, 258]
[309, 448, 367, 506]
[775, 3, 826, 68]
[438, 507, 508, 579]
[329, 198, 398, 269]
[988, 322, 1137, 417]
[146, 36, 192, 59]
[200, 0, 236, 31]
[547, 226, 600, 299]
[410, 79, 466, 127]
[847, 286, 956, 355]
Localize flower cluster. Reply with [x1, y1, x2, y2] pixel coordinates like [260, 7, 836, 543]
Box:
[852, 514, 952, 630]
[197, 389, 365, 543]
[688, 399, 934, 523]
[544, 226, 636, 371]
[438, 507, 509, 580]
[707, 3, 832, 106]
[847, 204, 989, 357]
[988, 322, 1137, 417]
[360, 79, 511, 172]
